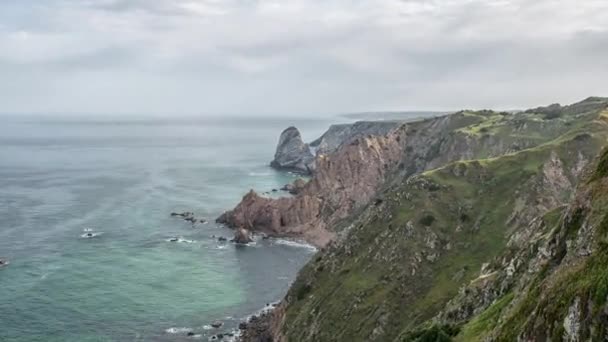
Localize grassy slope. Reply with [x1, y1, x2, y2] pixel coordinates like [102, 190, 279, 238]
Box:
[278, 98, 608, 342]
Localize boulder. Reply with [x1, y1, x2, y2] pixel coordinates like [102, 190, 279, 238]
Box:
[232, 228, 253, 244]
[270, 127, 315, 174]
[280, 178, 307, 195]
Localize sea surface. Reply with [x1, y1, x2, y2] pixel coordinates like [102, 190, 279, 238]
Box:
[0, 115, 335, 342]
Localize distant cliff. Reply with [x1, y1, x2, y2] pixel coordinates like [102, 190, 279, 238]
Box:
[269, 120, 403, 174]
[309, 120, 401, 155]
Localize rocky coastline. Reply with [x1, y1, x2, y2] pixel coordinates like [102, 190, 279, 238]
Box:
[228, 97, 608, 341]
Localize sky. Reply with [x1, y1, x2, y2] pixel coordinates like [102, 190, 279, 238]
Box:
[0, 0, 607, 116]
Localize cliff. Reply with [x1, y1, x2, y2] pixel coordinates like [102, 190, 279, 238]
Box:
[309, 120, 401, 155]
[270, 120, 403, 174]
[221, 99, 604, 248]
[235, 97, 608, 341]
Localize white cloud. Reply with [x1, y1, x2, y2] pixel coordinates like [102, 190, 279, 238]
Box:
[0, 0, 606, 115]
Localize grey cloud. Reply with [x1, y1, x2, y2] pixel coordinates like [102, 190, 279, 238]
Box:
[0, 0, 607, 115]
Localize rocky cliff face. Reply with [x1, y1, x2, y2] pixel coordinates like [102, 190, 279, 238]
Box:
[221, 101, 600, 248]
[309, 120, 401, 155]
[235, 97, 608, 341]
[270, 121, 403, 174]
[270, 126, 315, 173]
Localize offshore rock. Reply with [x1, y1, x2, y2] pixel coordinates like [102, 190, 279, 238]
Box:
[270, 127, 315, 174]
[232, 228, 253, 244]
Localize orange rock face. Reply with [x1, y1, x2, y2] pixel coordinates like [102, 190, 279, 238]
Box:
[218, 130, 405, 247]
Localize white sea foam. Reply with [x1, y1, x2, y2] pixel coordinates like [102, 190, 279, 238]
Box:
[80, 232, 103, 238]
[248, 172, 272, 177]
[165, 327, 192, 334]
[242, 301, 280, 322]
[166, 237, 196, 244]
[272, 239, 317, 252]
[213, 331, 239, 342]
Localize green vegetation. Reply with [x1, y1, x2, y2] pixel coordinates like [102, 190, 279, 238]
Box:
[454, 292, 514, 341]
[401, 324, 460, 342]
[418, 214, 436, 226]
[593, 147, 608, 180]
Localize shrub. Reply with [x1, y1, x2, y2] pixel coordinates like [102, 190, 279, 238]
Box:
[419, 215, 436, 226]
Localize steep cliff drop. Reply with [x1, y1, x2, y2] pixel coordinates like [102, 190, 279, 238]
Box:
[234, 97, 608, 342]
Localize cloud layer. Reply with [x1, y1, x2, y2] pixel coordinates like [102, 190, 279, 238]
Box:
[1, 0, 607, 115]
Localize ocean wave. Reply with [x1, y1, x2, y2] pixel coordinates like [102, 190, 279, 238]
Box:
[272, 239, 317, 252]
[166, 237, 196, 243]
[248, 171, 272, 177]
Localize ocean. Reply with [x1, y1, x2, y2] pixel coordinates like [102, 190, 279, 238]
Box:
[0, 116, 334, 342]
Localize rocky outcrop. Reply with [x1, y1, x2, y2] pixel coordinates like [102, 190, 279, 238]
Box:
[231, 228, 253, 244]
[270, 127, 315, 173]
[280, 178, 307, 195]
[238, 304, 286, 342]
[219, 131, 404, 247]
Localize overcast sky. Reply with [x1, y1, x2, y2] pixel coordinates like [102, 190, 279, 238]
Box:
[1, 0, 607, 116]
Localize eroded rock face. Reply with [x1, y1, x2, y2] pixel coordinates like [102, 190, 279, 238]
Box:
[270, 127, 315, 173]
[309, 121, 401, 155]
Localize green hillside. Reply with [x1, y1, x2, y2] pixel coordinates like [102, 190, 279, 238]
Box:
[276, 98, 608, 342]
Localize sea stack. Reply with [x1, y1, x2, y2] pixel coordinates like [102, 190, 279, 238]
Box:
[270, 126, 315, 174]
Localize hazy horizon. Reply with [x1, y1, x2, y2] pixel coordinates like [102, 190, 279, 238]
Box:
[1, 0, 607, 117]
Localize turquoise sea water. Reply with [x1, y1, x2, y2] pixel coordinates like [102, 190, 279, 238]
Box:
[0, 116, 332, 341]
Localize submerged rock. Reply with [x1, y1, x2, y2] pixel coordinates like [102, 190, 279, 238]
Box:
[270, 126, 315, 174]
